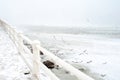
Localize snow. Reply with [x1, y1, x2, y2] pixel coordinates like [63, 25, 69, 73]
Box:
[23, 30, 120, 80]
[0, 27, 29, 80]
[0, 27, 50, 80]
[3, 25, 120, 80]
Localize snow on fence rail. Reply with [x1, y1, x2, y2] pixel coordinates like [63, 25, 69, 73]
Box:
[0, 19, 95, 80]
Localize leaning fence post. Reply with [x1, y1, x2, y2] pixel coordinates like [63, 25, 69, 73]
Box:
[32, 40, 41, 80]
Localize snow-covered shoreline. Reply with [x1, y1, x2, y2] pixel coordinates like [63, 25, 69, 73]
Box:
[9, 25, 120, 80]
[24, 31, 120, 80]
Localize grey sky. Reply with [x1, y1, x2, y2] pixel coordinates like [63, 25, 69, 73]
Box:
[0, 0, 120, 27]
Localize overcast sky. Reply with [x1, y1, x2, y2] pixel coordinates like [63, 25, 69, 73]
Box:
[0, 0, 120, 27]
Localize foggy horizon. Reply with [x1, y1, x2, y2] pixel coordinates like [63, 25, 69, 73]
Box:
[0, 0, 120, 28]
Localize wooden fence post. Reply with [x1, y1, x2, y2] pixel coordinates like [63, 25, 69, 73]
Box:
[32, 40, 41, 80]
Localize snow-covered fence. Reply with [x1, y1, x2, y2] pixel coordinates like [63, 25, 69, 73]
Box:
[0, 19, 95, 80]
[0, 20, 60, 80]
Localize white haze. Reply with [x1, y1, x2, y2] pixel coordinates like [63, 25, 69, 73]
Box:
[0, 0, 120, 28]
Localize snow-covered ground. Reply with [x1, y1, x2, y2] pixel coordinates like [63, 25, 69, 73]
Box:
[18, 26, 120, 80]
[0, 27, 51, 80]
[0, 27, 31, 80]
[1, 23, 120, 80]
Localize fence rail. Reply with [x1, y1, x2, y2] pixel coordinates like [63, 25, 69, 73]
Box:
[0, 19, 94, 80]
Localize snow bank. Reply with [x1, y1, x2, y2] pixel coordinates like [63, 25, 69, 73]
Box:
[0, 27, 50, 80]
